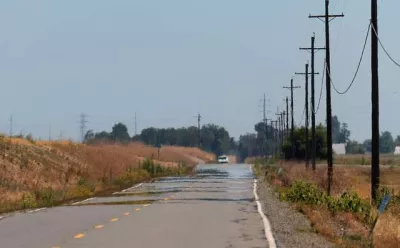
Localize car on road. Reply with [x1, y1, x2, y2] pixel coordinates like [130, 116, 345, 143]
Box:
[217, 155, 229, 164]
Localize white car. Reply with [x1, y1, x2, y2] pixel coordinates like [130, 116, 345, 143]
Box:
[217, 155, 229, 164]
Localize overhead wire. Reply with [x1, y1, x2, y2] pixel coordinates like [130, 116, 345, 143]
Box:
[314, 60, 326, 115]
[327, 22, 371, 95]
[370, 23, 400, 68]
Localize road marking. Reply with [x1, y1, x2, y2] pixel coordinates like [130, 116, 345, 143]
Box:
[143, 204, 149, 207]
[113, 182, 144, 194]
[253, 179, 277, 248]
[74, 233, 85, 239]
[124, 212, 130, 216]
[164, 197, 169, 201]
[110, 218, 119, 222]
[52, 246, 60, 248]
[135, 208, 141, 212]
[94, 225, 104, 229]
[72, 197, 94, 205]
[28, 207, 46, 213]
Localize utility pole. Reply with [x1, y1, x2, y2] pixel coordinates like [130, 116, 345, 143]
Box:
[280, 112, 284, 146]
[282, 111, 286, 139]
[134, 112, 137, 137]
[276, 111, 284, 157]
[310, 0, 344, 195]
[197, 113, 202, 148]
[49, 126, 52, 141]
[300, 35, 324, 171]
[263, 93, 266, 123]
[9, 115, 13, 137]
[286, 97, 289, 136]
[295, 64, 319, 169]
[79, 113, 88, 143]
[371, 0, 379, 202]
[264, 118, 272, 157]
[270, 120, 277, 157]
[284, 79, 301, 157]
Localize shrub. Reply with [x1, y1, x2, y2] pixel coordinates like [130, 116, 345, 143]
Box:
[34, 188, 63, 207]
[280, 181, 371, 216]
[21, 192, 37, 209]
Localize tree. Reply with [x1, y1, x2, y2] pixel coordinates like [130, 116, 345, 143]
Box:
[363, 139, 372, 153]
[346, 140, 365, 154]
[339, 123, 351, 143]
[237, 133, 257, 162]
[110, 123, 130, 143]
[84, 130, 95, 143]
[332, 115, 341, 143]
[331, 115, 350, 143]
[395, 135, 400, 146]
[282, 124, 327, 160]
[380, 131, 395, 153]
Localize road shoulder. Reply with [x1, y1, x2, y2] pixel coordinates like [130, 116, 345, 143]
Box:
[257, 178, 334, 248]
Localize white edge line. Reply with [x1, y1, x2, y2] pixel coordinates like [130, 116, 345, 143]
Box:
[252, 174, 277, 248]
[28, 207, 47, 213]
[72, 197, 94, 205]
[78, 182, 144, 201]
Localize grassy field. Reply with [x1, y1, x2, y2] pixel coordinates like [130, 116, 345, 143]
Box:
[0, 137, 215, 214]
[254, 159, 400, 248]
[334, 154, 400, 166]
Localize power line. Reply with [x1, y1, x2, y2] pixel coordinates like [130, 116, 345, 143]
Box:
[297, 106, 306, 127]
[371, 23, 400, 68]
[327, 22, 372, 95]
[315, 60, 326, 115]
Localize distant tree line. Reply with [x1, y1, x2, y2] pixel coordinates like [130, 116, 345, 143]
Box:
[84, 123, 234, 156]
[83, 115, 400, 162]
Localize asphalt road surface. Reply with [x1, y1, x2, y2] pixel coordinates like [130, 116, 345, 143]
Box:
[0, 164, 271, 248]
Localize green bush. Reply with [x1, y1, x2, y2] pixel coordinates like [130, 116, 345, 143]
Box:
[34, 188, 63, 207]
[280, 181, 370, 215]
[21, 192, 37, 209]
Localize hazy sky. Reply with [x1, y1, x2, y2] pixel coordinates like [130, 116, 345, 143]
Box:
[0, 0, 399, 142]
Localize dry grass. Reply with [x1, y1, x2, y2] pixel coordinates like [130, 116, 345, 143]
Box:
[0, 138, 214, 213]
[335, 154, 400, 166]
[266, 161, 400, 247]
[279, 161, 400, 199]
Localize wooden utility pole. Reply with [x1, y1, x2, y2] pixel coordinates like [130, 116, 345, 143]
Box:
[276, 112, 282, 157]
[197, 113, 202, 148]
[300, 35, 324, 171]
[286, 97, 289, 136]
[310, 0, 344, 195]
[284, 79, 300, 158]
[296, 64, 313, 169]
[371, 0, 379, 202]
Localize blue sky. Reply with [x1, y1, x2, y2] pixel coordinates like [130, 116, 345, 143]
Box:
[0, 0, 399, 142]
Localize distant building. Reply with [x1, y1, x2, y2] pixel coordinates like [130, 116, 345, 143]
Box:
[394, 146, 400, 155]
[332, 143, 346, 155]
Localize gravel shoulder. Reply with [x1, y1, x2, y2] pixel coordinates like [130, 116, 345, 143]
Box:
[257, 178, 334, 248]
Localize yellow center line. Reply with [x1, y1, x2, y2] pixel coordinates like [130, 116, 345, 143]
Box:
[74, 233, 85, 239]
[124, 212, 130, 216]
[110, 218, 119, 222]
[94, 225, 104, 229]
[52, 246, 61, 248]
[135, 208, 141, 212]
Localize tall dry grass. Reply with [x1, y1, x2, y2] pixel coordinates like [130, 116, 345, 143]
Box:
[270, 161, 400, 247]
[0, 138, 214, 213]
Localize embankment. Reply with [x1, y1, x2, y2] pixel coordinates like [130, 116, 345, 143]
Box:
[0, 138, 214, 214]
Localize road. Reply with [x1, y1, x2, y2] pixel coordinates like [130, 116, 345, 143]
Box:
[0, 164, 273, 248]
